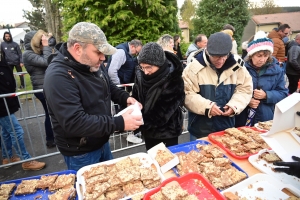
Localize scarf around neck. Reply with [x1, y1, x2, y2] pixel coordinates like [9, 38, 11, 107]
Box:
[142, 60, 169, 88]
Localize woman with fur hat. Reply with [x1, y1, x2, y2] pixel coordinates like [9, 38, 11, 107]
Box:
[131, 42, 185, 150]
[235, 31, 288, 127]
[22, 30, 56, 148]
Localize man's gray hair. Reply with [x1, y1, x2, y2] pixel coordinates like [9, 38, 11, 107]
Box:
[157, 34, 173, 49]
[67, 39, 88, 49]
[129, 39, 143, 47]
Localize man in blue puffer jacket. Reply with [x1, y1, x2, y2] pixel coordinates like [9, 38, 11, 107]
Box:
[235, 31, 288, 127]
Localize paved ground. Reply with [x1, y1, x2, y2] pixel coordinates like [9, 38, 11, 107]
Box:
[0, 96, 190, 182]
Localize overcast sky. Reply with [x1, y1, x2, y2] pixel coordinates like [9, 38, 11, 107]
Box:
[0, 0, 300, 25]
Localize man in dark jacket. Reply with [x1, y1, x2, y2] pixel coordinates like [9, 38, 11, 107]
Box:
[43, 22, 143, 171]
[131, 42, 185, 150]
[0, 47, 46, 170]
[1, 31, 25, 89]
[106, 39, 142, 85]
[286, 33, 300, 94]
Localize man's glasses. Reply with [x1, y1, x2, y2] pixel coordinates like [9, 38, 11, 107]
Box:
[138, 64, 153, 71]
[209, 54, 229, 60]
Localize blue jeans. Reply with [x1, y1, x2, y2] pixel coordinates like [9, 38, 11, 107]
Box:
[190, 133, 198, 141]
[63, 142, 113, 171]
[35, 92, 54, 141]
[0, 114, 31, 160]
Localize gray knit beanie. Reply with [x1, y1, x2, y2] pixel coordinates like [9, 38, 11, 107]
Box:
[207, 32, 232, 56]
[138, 42, 166, 67]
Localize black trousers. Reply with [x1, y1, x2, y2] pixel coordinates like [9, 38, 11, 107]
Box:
[287, 74, 300, 94]
[9, 64, 25, 87]
[144, 137, 178, 151]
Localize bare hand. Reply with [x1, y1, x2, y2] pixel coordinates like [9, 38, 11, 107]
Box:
[127, 97, 143, 109]
[210, 104, 223, 116]
[41, 34, 49, 46]
[253, 89, 266, 100]
[249, 98, 260, 109]
[122, 109, 143, 131]
[222, 105, 234, 116]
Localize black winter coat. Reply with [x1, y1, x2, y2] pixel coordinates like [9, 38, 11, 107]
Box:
[286, 40, 300, 75]
[0, 52, 19, 117]
[44, 43, 129, 156]
[132, 51, 185, 139]
[23, 31, 52, 90]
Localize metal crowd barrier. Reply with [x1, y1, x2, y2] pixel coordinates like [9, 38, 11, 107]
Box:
[0, 82, 188, 168]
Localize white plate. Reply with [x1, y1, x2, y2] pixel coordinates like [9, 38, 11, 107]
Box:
[221, 173, 300, 200]
[248, 149, 300, 189]
[76, 152, 165, 200]
[254, 123, 269, 131]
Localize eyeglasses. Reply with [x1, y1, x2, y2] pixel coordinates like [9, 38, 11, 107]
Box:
[138, 64, 153, 71]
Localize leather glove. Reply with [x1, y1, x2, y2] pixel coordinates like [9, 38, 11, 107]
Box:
[273, 156, 300, 178]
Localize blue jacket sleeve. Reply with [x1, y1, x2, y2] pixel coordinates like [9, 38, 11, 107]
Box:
[265, 70, 288, 104]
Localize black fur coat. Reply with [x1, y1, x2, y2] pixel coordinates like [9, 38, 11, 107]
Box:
[132, 51, 185, 139]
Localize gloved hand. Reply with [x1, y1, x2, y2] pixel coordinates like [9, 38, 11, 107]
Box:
[273, 156, 300, 178]
[48, 36, 56, 47]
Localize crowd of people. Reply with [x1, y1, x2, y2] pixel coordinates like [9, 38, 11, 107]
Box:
[0, 21, 299, 176]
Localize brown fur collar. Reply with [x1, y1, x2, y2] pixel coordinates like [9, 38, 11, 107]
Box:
[31, 30, 46, 54]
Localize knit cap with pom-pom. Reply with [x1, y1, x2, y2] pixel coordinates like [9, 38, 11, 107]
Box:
[247, 31, 273, 56]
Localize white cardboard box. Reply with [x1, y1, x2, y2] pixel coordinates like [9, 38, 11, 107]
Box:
[261, 93, 300, 161]
[147, 142, 179, 174]
[221, 173, 300, 199]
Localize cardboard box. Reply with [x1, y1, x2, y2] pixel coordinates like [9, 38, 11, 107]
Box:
[147, 143, 179, 174]
[261, 93, 300, 161]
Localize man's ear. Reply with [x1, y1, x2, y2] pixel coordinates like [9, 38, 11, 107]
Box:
[73, 43, 83, 56]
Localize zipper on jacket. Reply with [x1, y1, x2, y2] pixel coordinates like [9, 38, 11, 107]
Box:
[179, 106, 186, 113]
[99, 70, 109, 98]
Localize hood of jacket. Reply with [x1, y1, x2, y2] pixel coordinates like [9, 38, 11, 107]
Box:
[24, 31, 36, 51]
[2, 31, 12, 42]
[268, 30, 282, 40]
[164, 51, 183, 76]
[24, 30, 47, 54]
[287, 40, 300, 49]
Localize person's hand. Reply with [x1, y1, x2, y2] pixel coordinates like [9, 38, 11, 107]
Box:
[222, 105, 234, 116]
[127, 97, 143, 109]
[20, 63, 24, 67]
[210, 104, 223, 116]
[41, 34, 49, 46]
[273, 156, 300, 178]
[122, 109, 143, 131]
[253, 89, 266, 100]
[249, 98, 260, 109]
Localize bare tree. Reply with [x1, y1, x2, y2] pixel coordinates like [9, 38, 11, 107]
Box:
[42, 0, 62, 42]
[180, 0, 196, 30]
[24, 0, 62, 42]
[249, 0, 282, 15]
